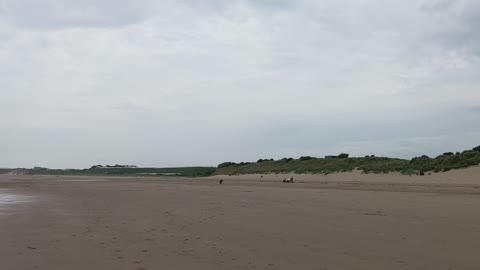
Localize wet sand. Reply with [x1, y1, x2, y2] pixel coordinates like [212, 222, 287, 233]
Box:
[1, 171, 480, 270]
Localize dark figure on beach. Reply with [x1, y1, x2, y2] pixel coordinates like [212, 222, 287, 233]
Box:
[219, 179, 223, 184]
[283, 177, 294, 183]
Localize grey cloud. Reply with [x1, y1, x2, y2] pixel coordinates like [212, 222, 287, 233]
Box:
[0, 0, 480, 168]
[470, 105, 480, 113]
[422, 0, 480, 55]
[0, 0, 297, 30]
[421, 0, 455, 12]
[0, 0, 159, 29]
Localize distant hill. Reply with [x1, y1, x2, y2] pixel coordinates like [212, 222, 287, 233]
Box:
[12, 167, 216, 177]
[214, 146, 480, 175]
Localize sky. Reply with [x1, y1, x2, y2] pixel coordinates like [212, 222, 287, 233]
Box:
[1, 0, 479, 169]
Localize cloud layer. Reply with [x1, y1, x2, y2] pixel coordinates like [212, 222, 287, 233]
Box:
[1, 0, 479, 168]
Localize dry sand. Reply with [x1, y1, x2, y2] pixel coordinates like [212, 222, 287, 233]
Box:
[1, 168, 480, 269]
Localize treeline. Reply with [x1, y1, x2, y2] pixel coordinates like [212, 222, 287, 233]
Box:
[25, 167, 216, 177]
[218, 153, 351, 168]
[215, 146, 480, 175]
[0, 169, 13, 174]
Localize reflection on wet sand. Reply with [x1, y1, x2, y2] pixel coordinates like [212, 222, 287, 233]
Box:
[0, 189, 34, 215]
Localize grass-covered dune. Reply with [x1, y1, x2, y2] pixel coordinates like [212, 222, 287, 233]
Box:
[215, 146, 480, 175]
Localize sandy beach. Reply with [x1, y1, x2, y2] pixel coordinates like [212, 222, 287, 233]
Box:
[1, 170, 480, 269]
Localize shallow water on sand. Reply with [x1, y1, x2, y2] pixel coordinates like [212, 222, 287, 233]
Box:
[0, 189, 34, 215]
[60, 179, 107, 182]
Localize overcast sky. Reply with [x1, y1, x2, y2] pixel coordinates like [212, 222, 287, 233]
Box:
[1, 0, 479, 168]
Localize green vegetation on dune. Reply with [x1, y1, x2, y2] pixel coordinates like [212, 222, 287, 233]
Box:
[215, 156, 408, 175]
[3, 146, 480, 177]
[215, 146, 480, 175]
[407, 150, 480, 173]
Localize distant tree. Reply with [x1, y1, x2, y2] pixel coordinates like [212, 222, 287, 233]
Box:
[337, 153, 349, 158]
[473, 145, 480, 152]
[299, 156, 315, 161]
[443, 152, 454, 156]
